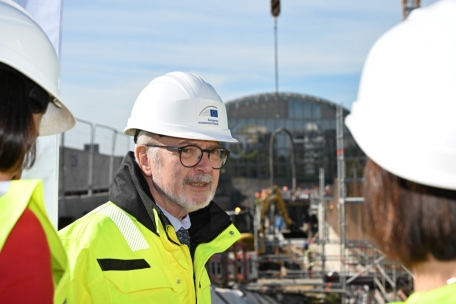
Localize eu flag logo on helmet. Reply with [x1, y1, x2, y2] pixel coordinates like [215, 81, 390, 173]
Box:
[196, 105, 219, 127]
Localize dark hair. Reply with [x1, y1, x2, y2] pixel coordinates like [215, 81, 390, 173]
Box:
[364, 158, 456, 268]
[0, 66, 38, 172]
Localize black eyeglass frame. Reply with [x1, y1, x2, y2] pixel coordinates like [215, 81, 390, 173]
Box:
[144, 144, 230, 169]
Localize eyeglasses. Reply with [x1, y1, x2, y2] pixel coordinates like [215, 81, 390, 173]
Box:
[145, 144, 230, 169]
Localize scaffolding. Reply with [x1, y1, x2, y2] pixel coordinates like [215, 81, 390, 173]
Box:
[246, 105, 413, 303]
[322, 104, 413, 302]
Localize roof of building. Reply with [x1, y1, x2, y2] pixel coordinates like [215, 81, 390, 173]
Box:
[225, 92, 349, 113]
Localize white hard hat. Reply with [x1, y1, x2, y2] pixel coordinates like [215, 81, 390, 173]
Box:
[125, 72, 237, 143]
[0, 0, 75, 136]
[345, 0, 456, 190]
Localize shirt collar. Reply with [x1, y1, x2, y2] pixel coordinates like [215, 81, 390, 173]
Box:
[156, 204, 191, 231]
[0, 181, 11, 197]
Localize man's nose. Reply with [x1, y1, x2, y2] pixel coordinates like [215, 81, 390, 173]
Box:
[195, 151, 212, 172]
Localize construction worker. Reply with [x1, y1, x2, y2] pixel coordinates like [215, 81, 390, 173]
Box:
[345, 0, 456, 302]
[303, 242, 315, 278]
[60, 72, 241, 303]
[0, 1, 76, 303]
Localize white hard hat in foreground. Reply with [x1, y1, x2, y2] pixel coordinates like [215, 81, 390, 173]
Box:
[0, 0, 75, 136]
[125, 72, 237, 143]
[345, 0, 456, 190]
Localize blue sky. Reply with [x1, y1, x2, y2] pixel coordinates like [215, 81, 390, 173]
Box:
[59, 0, 439, 151]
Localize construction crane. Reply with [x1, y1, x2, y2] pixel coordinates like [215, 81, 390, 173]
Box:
[402, 0, 421, 20]
[259, 186, 298, 234]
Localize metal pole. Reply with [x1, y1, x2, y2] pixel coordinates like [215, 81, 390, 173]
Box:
[76, 118, 94, 196]
[110, 131, 117, 183]
[319, 168, 325, 278]
[60, 132, 65, 199]
[336, 105, 346, 302]
[274, 17, 279, 97]
[94, 124, 118, 189]
[116, 132, 131, 155]
[270, 203, 275, 235]
[254, 202, 259, 254]
[269, 128, 296, 198]
[269, 130, 275, 189]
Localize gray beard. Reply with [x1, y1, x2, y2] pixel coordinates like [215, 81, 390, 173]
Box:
[151, 174, 214, 213]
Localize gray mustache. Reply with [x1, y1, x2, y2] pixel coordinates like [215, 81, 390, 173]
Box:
[185, 175, 214, 184]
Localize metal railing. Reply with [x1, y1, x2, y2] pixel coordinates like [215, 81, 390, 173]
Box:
[60, 118, 131, 197]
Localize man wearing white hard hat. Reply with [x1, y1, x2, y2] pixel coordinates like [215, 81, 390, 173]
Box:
[60, 72, 241, 303]
[346, 0, 456, 302]
[0, 0, 75, 303]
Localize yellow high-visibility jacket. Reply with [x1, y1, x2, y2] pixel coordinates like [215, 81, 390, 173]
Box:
[0, 180, 69, 304]
[59, 152, 240, 304]
[390, 283, 456, 304]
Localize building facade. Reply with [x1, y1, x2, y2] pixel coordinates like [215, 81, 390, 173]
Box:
[222, 92, 364, 194]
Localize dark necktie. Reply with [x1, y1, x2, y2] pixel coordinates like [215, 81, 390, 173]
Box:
[176, 227, 190, 247]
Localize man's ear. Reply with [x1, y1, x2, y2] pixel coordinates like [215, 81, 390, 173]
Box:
[135, 145, 152, 176]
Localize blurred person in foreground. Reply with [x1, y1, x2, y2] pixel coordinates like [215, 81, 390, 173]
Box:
[60, 72, 241, 303]
[0, 1, 76, 302]
[345, 0, 456, 302]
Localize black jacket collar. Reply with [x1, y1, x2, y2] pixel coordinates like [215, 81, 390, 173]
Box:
[109, 152, 233, 255]
[109, 152, 159, 234]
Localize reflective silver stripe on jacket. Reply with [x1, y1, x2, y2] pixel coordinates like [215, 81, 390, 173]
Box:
[95, 204, 149, 251]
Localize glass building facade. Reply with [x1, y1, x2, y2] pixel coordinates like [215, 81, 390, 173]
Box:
[222, 92, 364, 188]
